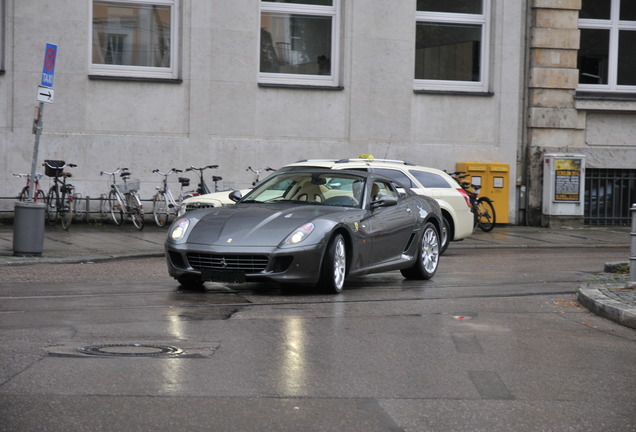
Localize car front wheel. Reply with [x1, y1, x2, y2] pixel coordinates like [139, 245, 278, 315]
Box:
[318, 234, 347, 294]
[401, 222, 440, 280]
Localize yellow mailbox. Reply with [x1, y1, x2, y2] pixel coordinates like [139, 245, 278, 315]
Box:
[456, 162, 509, 224]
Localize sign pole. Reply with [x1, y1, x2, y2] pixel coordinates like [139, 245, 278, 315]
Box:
[29, 102, 45, 201]
[29, 42, 57, 201]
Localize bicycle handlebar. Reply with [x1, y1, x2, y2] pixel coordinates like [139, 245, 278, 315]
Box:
[152, 168, 182, 176]
[100, 167, 130, 176]
[43, 161, 77, 169]
[246, 166, 275, 173]
[186, 165, 218, 172]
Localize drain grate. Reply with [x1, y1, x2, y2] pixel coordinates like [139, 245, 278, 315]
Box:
[77, 344, 184, 358]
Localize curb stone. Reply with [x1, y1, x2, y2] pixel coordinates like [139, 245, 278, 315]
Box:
[578, 285, 636, 330]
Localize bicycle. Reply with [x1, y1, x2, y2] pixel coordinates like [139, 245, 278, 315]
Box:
[100, 168, 144, 230]
[14, 172, 46, 203]
[185, 165, 219, 195]
[151, 168, 192, 227]
[246, 166, 275, 186]
[43, 160, 77, 230]
[450, 171, 496, 232]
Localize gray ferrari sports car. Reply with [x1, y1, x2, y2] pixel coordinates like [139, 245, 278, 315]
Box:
[165, 169, 443, 293]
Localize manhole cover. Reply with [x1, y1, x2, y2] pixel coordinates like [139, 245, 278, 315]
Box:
[77, 344, 184, 357]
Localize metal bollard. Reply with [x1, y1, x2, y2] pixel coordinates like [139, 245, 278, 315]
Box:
[630, 203, 636, 285]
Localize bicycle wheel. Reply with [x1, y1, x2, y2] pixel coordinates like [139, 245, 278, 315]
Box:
[46, 188, 59, 224]
[476, 198, 496, 232]
[60, 195, 74, 230]
[109, 190, 124, 226]
[127, 192, 144, 230]
[18, 187, 28, 201]
[36, 189, 46, 203]
[152, 193, 169, 227]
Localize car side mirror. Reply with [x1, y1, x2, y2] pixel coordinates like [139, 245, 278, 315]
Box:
[371, 195, 398, 209]
[229, 190, 243, 203]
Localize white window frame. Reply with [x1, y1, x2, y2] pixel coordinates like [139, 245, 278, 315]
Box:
[259, 1, 340, 87]
[578, 0, 636, 93]
[89, 0, 179, 80]
[414, 1, 491, 93]
[0, 0, 4, 72]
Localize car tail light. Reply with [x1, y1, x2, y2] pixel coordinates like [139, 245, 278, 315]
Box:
[457, 188, 472, 208]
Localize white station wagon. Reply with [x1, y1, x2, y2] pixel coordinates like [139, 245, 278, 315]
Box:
[179, 157, 474, 253]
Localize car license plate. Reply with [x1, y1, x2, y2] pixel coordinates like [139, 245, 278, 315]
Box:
[201, 270, 246, 283]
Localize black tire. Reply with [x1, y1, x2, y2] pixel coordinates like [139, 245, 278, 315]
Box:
[440, 216, 451, 254]
[20, 188, 46, 202]
[476, 198, 496, 232]
[153, 194, 169, 227]
[318, 233, 347, 294]
[400, 222, 440, 280]
[60, 196, 74, 230]
[109, 190, 124, 226]
[18, 187, 28, 201]
[36, 189, 46, 204]
[45, 188, 59, 224]
[128, 192, 144, 231]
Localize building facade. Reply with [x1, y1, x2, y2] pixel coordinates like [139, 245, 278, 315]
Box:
[0, 0, 634, 225]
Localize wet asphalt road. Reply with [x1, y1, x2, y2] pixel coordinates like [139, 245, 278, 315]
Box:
[1, 246, 635, 432]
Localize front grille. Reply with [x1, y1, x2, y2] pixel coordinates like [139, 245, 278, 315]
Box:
[184, 203, 216, 213]
[187, 253, 269, 272]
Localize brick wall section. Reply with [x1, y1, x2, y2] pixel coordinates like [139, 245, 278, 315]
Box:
[526, 0, 583, 224]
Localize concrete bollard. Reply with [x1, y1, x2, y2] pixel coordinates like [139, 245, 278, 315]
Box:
[630, 203, 636, 286]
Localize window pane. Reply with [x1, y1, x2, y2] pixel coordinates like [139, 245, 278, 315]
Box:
[620, 1, 636, 21]
[415, 22, 481, 81]
[410, 170, 452, 188]
[373, 169, 414, 188]
[417, 0, 482, 14]
[578, 29, 609, 84]
[618, 30, 636, 85]
[263, 0, 333, 5]
[93, 1, 171, 67]
[261, 13, 332, 75]
[580, 0, 610, 19]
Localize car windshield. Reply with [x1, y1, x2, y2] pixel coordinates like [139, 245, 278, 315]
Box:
[242, 172, 365, 208]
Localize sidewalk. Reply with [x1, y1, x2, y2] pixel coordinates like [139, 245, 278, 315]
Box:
[0, 223, 634, 329]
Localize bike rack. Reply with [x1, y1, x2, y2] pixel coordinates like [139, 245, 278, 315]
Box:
[0, 195, 153, 224]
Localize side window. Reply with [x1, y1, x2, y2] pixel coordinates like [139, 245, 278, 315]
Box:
[372, 181, 399, 201]
[90, 0, 179, 80]
[259, 0, 341, 88]
[578, 0, 636, 92]
[415, 0, 491, 93]
[373, 168, 414, 188]
[409, 170, 452, 188]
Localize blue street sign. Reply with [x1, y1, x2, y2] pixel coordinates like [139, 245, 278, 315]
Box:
[41, 43, 58, 88]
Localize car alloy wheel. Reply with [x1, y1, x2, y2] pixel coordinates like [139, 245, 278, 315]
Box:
[319, 233, 347, 294]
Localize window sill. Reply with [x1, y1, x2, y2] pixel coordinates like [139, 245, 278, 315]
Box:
[414, 89, 494, 97]
[258, 83, 344, 91]
[575, 92, 636, 111]
[89, 75, 182, 84]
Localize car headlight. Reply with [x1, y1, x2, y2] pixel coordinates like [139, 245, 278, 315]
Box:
[170, 218, 190, 240]
[282, 223, 315, 245]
